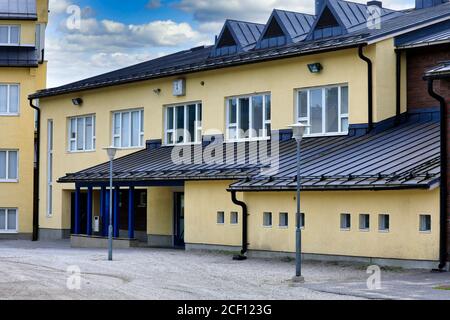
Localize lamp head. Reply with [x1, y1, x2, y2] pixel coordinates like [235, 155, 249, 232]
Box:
[289, 123, 310, 142]
[103, 146, 117, 160]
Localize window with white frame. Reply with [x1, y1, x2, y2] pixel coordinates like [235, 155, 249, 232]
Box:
[165, 103, 202, 145]
[47, 120, 53, 216]
[230, 212, 238, 225]
[226, 93, 271, 141]
[0, 84, 19, 115]
[113, 109, 144, 148]
[263, 212, 273, 227]
[279, 212, 289, 228]
[68, 115, 96, 152]
[340, 213, 351, 230]
[0, 25, 20, 45]
[297, 85, 348, 135]
[217, 211, 225, 224]
[379, 214, 390, 232]
[0, 208, 17, 232]
[419, 214, 431, 232]
[0, 150, 18, 181]
[359, 214, 370, 231]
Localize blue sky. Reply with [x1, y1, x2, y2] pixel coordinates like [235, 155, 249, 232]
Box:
[47, 0, 416, 87]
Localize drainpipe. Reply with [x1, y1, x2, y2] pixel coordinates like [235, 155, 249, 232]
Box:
[358, 45, 374, 132]
[427, 79, 448, 271]
[29, 98, 40, 242]
[231, 190, 248, 260]
[395, 49, 402, 125]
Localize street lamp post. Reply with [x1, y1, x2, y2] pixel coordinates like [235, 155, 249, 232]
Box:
[289, 123, 309, 283]
[104, 146, 117, 261]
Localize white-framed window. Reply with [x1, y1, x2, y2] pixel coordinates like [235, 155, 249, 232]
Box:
[340, 213, 351, 230]
[297, 84, 349, 136]
[299, 212, 305, 229]
[217, 211, 225, 224]
[419, 214, 431, 233]
[68, 115, 96, 152]
[47, 120, 53, 217]
[230, 211, 238, 225]
[0, 208, 18, 233]
[0, 84, 19, 115]
[0, 25, 20, 45]
[0, 150, 18, 182]
[263, 212, 273, 227]
[165, 102, 202, 145]
[226, 93, 271, 141]
[279, 212, 289, 228]
[113, 109, 144, 148]
[359, 214, 370, 231]
[379, 214, 390, 232]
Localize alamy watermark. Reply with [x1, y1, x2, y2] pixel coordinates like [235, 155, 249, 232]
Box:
[366, 265, 382, 290]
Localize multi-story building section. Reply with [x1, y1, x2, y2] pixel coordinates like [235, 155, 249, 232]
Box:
[30, 0, 449, 269]
[0, 0, 47, 240]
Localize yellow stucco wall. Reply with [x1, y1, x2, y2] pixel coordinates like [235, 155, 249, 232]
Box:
[147, 187, 174, 236]
[0, 1, 48, 236]
[184, 181, 439, 261]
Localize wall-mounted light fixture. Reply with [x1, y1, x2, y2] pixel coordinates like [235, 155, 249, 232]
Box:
[307, 63, 323, 74]
[153, 88, 161, 95]
[72, 98, 83, 106]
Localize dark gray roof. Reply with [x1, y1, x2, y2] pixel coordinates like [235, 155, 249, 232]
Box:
[0, 46, 37, 66]
[0, 0, 37, 20]
[398, 27, 450, 48]
[424, 60, 450, 78]
[272, 9, 315, 42]
[226, 20, 265, 50]
[59, 118, 440, 191]
[30, 2, 450, 99]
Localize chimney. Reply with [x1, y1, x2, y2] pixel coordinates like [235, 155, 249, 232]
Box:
[367, 1, 383, 8]
[315, 0, 325, 15]
[415, 0, 448, 9]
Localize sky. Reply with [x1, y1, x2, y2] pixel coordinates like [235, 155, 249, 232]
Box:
[46, 0, 416, 88]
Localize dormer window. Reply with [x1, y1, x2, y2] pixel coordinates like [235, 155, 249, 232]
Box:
[214, 27, 238, 57]
[312, 6, 343, 39]
[259, 18, 287, 49]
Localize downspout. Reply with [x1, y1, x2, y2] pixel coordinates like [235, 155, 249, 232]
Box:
[29, 98, 40, 241]
[427, 79, 448, 271]
[395, 49, 402, 125]
[231, 190, 248, 260]
[358, 45, 374, 132]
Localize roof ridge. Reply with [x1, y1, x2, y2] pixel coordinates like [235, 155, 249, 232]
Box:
[273, 8, 315, 17]
[225, 18, 265, 26]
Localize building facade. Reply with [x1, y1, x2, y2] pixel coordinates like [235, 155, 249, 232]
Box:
[0, 0, 47, 240]
[30, 0, 449, 269]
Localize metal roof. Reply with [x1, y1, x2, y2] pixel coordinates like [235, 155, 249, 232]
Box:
[60, 117, 441, 191]
[0, 46, 37, 66]
[272, 9, 315, 42]
[398, 28, 450, 47]
[30, 2, 450, 99]
[424, 60, 450, 78]
[0, 0, 37, 20]
[226, 20, 265, 50]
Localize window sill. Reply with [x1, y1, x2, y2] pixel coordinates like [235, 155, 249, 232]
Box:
[67, 150, 96, 154]
[114, 146, 145, 151]
[279, 226, 289, 229]
[0, 180, 19, 183]
[164, 142, 202, 147]
[0, 113, 20, 117]
[0, 231, 18, 234]
[305, 132, 348, 138]
[359, 229, 370, 232]
[340, 228, 351, 232]
[217, 223, 225, 226]
[419, 231, 432, 234]
[263, 226, 273, 229]
[226, 137, 271, 143]
[378, 229, 390, 233]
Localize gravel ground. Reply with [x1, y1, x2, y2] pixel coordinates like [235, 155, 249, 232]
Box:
[0, 240, 447, 300]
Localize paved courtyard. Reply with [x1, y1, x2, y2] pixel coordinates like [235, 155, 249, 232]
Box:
[0, 240, 449, 300]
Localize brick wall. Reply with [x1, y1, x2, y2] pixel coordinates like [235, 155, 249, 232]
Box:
[406, 44, 450, 110]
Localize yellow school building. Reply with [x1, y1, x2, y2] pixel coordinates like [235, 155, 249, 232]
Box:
[0, 0, 47, 240]
[29, 0, 450, 269]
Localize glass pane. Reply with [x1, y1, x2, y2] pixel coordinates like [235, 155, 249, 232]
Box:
[228, 99, 237, 124]
[131, 111, 140, 146]
[76, 118, 84, 150]
[0, 151, 6, 179]
[0, 85, 7, 112]
[85, 117, 93, 150]
[113, 113, 120, 135]
[310, 89, 323, 134]
[252, 96, 263, 137]
[341, 86, 349, 114]
[48, 121, 53, 150]
[298, 91, 308, 118]
[176, 106, 184, 143]
[9, 85, 19, 113]
[0, 209, 5, 229]
[140, 110, 144, 133]
[265, 123, 271, 137]
[198, 104, 202, 122]
[8, 151, 17, 179]
[0, 26, 7, 43]
[9, 26, 19, 44]
[265, 95, 271, 121]
[325, 87, 339, 133]
[7, 209, 16, 230]
[113, 137, 120, 147]
[121, 112, 130, 147]
[341, 118, 349, 132]
[167, 132, 173, 145]
[187, 104, 196, 143]
[167, 108, 174, 130]
[239, 98, 250, 138]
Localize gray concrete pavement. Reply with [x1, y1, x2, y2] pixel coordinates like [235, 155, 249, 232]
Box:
[0, 240, 448, 300]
